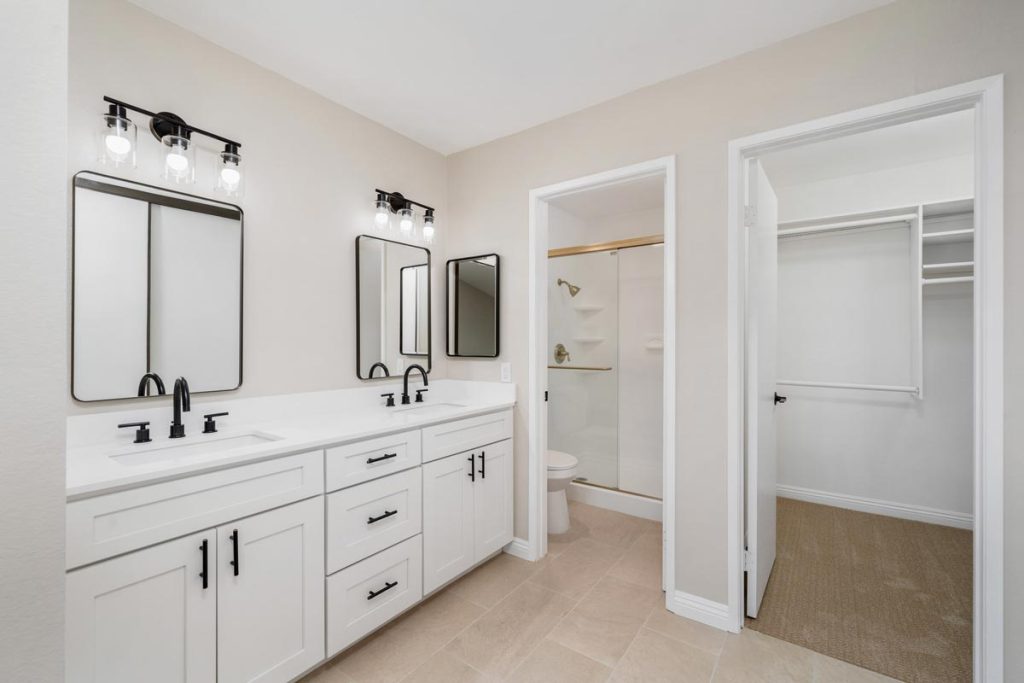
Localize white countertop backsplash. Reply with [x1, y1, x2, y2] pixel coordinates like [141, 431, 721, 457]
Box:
[67, 380, 516, 500]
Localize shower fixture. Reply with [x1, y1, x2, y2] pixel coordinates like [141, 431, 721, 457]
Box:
[557, 278, 581, 297]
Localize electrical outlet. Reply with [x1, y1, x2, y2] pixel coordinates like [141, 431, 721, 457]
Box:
[500, 362, 511, 383]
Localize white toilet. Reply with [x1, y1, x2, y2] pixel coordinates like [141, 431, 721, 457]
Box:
[547, 449, 579, 534]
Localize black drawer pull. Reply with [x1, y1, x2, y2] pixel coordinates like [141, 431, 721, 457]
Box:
[367, 509, 398, 525]
[467, 453, 476, 482]
[229, 529, 240, 577]
[199, 539, 209, 589]
[479, 450, 486, 479]
[367, 452, 398, 464]
[367, 580, 398, 600]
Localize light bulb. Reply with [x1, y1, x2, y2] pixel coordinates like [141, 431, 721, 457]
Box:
[161, 133, 195, 183]
[216, 144, 244, 197]
[104, 133, 131, 158]
[98, 105, 136, 168]
[375, 199, 391, 227]
[166, 148, 189, 172]
[398, 207, 414, 234]
[220, 166, 241, 189]
[422, 212, 436, 242]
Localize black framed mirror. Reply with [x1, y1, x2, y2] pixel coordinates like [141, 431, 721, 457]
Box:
[447, 254, 499, 358]
[71, 171, 243, 401]
[356, 235, 431, 379]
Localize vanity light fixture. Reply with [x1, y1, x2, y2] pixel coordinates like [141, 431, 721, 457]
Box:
[372, 189, 436, 242]
[98, 103, 137, 168]
[99, 96, 243, 191]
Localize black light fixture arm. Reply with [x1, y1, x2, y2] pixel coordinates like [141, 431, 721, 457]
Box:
[375, 188, 434, 214]
[103, 95, 242, 149]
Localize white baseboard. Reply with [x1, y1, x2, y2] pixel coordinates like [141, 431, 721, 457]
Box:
[503, 537, 534, 561]
[666, 590, 733, 632]
[776, 484, 973, 529]
[567, 482, 662, 521]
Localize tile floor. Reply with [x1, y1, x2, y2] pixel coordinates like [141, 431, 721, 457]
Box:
[302, 502, 898, 682]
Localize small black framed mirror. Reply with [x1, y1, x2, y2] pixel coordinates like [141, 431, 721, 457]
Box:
[356, 235, 431, 379]
[447, 254, 499, 358]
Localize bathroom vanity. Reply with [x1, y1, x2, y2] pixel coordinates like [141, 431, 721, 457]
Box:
[64, 381, 514, 683]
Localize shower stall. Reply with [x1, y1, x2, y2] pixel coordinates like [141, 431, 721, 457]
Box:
[547, 242, 664, 499]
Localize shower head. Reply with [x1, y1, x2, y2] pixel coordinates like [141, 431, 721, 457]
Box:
[557, 278, 581, 297]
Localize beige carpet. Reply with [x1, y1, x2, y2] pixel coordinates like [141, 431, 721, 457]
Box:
[746, 498, 972, 683]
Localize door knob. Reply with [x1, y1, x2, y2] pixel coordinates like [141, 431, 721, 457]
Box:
[774, 392, 787, 405]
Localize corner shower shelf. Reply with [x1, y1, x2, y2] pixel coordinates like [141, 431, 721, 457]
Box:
[572, 336, 605, 343]
[547, 365, 613, 371]
[572, 304, 604, 313]
[645, 340, 664, 350]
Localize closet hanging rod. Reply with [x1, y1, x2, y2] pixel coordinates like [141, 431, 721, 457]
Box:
[777, 213, 917, 238]
[777, 379, 920, 396]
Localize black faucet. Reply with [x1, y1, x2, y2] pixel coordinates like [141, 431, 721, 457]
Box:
[401, 364, 428, 405]
[169, 377, 191, 438]
[368, 362, 390, 378]
[137, 372, 166, 397]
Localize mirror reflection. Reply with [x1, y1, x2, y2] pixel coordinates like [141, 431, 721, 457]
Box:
[356, 235, 431, 379]
[72, 172, 243, 401]
[447, 254, 499, 357]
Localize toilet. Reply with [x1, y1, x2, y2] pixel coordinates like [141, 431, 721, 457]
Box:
[547, 449, 579, 534]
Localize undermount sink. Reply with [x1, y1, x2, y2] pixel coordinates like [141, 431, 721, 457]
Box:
[110, 432, 282, 467]
[392, 402, 466, 417]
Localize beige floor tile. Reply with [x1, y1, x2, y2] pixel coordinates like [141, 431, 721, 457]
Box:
[300, 663, 358, 683]
[609, 628, 716, 682]
[567, 502, 656, 549]
[445, 582, 576, 679]
[507, 640, 611, 683]
[330, 590, 486, 683]
[402, 650, 492, 683]
[547, 576, 661, 667]
[812, 653, 901, 682]
[529, 537, 624, 599]
[547, 524, 588, 557]
[644, 608, 727, 655]
[606, 531, 661, 591]
[446, 553, 540, 609]
[712, 629, 816, 683]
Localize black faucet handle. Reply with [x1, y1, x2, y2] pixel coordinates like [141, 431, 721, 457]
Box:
[118, 421, 152, 444]
[203, 412, 229, 433]
[415, 388, 428, 403]
[380, 392, 395, 408]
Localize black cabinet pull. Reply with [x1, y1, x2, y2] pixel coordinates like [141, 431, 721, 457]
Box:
[367, 452, 398, 464]
[467, 453, 475, 482]
[367, 581, 398, 600]
[774, 392, 787, 405]
[229, 529, 239, 576]
[367, 509, 398, 525]
[199, 539, 209, 589]
[479, 450, 486, 479]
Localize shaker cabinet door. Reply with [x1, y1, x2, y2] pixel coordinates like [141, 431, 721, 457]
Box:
[422, 452, 476, 594]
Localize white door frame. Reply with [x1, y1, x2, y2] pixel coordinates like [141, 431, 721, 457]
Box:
[527, 156, 677, 602]
[726, 76, 1004, 681]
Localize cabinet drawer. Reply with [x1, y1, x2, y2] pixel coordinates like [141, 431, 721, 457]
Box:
[421, 409, 513, 463]
[66, 450, 324, 570]
[325, 430, 421, 492]
[327, 535, 423, 657]
[326, 468, 422, 573]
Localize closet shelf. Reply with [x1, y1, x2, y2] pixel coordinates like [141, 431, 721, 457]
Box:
[922, 276, 974, 285]
[922, 261, 974, 276]
[922, 228, 974, 244]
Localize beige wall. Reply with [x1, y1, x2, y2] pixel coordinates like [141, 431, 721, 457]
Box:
[445, 0, 1024, 675]
[0, 2, 68, 681]
[67, 0, 449, 414]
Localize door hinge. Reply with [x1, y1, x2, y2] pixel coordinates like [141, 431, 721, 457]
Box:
[744, 548, 754, 571]
[744, 205, 756, 228]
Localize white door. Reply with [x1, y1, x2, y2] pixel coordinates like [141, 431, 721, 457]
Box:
[745, 159, 779, 618]
[66, 530, 216, 683]
[422, 452, 476, 593]
[473, 440, 514, 557]
[217, 496, 325, 683]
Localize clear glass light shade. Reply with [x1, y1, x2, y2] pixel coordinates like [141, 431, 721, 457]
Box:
[98, 114, 137, 168]
[374, 200, 391, 229]
[421, 215, 436, 242]
[216, 151, 244, 197]
[161, 134, 195, 184]
[398, 207, 415, 234]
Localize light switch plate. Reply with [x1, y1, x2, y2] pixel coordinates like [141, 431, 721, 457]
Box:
[500, 362, 511, 382]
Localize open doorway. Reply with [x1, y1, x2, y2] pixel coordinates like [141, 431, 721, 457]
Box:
[527, 157, 677, 608]
[729, 77, 1004, 681]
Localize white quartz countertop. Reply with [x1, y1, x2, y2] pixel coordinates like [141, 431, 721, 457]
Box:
[66, 381, 515, 500]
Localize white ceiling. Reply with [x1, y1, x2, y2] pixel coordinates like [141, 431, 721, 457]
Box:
[760, 109, 975, 188]
[127, 0, 893, 154]
[550, 174, 664, 219]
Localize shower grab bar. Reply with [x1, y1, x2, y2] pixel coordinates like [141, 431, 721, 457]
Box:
[547, 365, 613, 371]
[777, 379, 920, 396]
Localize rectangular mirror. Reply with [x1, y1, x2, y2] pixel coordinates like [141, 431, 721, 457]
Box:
[72, 172, 243, 401]
[447, 254, 499, 357]
[356, 235, 431, 379]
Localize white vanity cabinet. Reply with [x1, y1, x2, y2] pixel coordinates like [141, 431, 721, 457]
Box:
[65, 496, 324, 683]
[423, 437, 513, 594]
